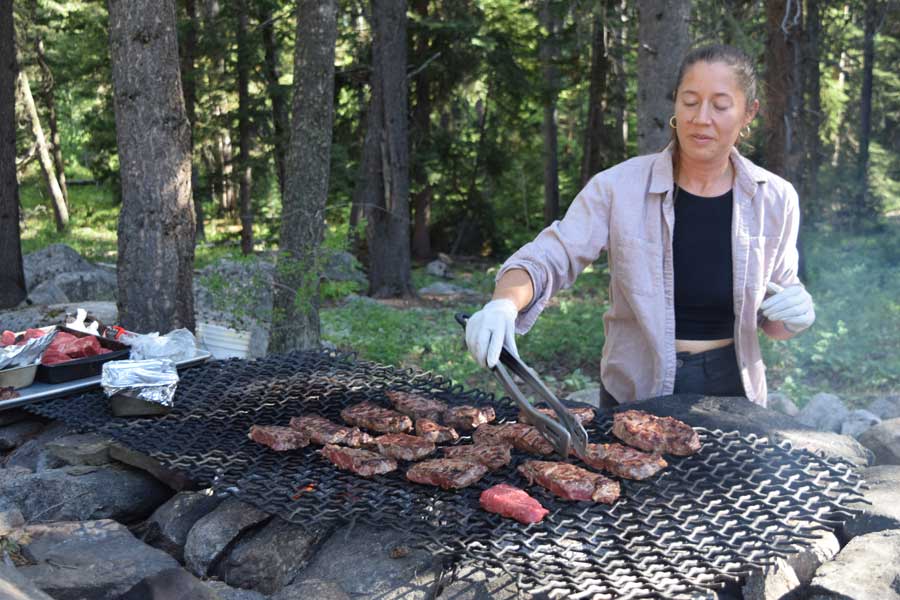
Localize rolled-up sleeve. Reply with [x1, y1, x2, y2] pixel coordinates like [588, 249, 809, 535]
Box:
[495, 173, 612, 333]
[769, 183, 802, 288]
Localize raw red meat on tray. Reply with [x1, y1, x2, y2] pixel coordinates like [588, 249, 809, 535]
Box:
[480, 484, 549, 524]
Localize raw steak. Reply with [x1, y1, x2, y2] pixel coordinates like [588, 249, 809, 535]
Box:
[612, 410, 701, 456]
[415, 418, 459, 444]
[480, 483, 549, 524]
[406, 458, 488, 490]
[248, 425, 309, 451]
[518, 460, 620, 504]
[340, 401, 413, 433]
[386, 390, 447, 421]
[519, 406, 595, 426]
[1, 331, 16, 346]
[473, 423, 554, 456]
[442, 443, 512, 471]
[373, 433, 436, 461]
[320, 444, 397, 476]
[289, 415, 374, 447]
[442, 405, 496, 431]
[581, 443, 667, 480]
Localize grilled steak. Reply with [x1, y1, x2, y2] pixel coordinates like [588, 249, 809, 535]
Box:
[473, 423, 554, 455]
[289, 415, 373, 447]
[386, 390, 448, 421]
[373, 433, 436, 461]
[406, 458, 489, 490]
[320, 444, 397, 477]
[415, 418, 459, 444]
[0, 386, 19, 400]
[442, 405, 496, 431]
[581, 443, 667, 480]
[442, 443, 512, 470]
[480, 483, 549, 524]
[518, 406, 595, 426]
[340, 401, 413, 434]
[518, 460, 620, 504]
[612, 410, 701, 456]
[248, 425, 309, 451]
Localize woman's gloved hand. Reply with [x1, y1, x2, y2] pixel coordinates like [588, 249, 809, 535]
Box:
[761, 282, 815, 333]
[465, 298, 520, 368]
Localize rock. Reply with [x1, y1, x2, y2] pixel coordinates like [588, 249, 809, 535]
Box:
[426, 260, 453, 279]
[271, 579, 352, 600]
[565, 387, 601, 408]
[0, 420, 45, 451]
[183, 497, 270, 577]
[52, 270, 118, 303]
[143, 490, 224, 562]
[321, 249, 367, 285]
[858, 418, 900, 465]
[418, 282, 481, 300]
[0, 301, 118, 333]
[437, 252, 454, 265]
[109, 442, 200, 491]
[5, 421, 76, 472]
[0, 563, 56, 600]
[435, 564, 521, 600]
[767, 392, 799, 417]
[740, 558, 800, 600]
[0, 505, 25, 535]
[807, 529, 900, 600]
[45, 432, 113, 466]
[216, 517, 334, 594]
[0, 408, 29, 426]
[842, 465, 900, 538]
[291, 523, 439, 599]
[17, 519, 180, 600]
[341, 293, 378, 306]
[867, 395, 900, 420]
[204, 580, 269, 600]
[782, 528, 840, 584]
[119, 567, 221, 600]
[0, 463, 172, 523]
[23, 244, 96, 290]
[796, 393, 849, 433]
[27, 279, 70, 305]
[840, 409, 882, 438]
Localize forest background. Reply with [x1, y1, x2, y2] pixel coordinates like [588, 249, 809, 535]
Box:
[1, 0, 898, 408]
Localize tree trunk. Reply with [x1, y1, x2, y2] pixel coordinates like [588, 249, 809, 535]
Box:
[853, 0, 878, 226]
[636, 0, 691, 155]
[539, 0, 560, 226]
[764, 0, 801, 178]
[269, 0, 337, 352]
[410, 0, 432, 260]
[581, 7, 610, 185]
[0, 1, 26, 309]
[237, 0, 254, 254]
[180, 0, 205, 241]
[610, 0, 628, 162]
[360, 0, 413, 298]
[34, 37, 69, 207]
[260, 0, 290, 200]
[108, 0, 196, 333]
[799, 0, 821, 224]
[16, 71, 68, 232]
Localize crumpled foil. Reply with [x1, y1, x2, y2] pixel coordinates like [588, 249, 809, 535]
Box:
[0, 329, 58, 370]
[101, 359, 179, 407]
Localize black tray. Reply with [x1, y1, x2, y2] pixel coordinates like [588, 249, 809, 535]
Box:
[36, 327, 130, 384]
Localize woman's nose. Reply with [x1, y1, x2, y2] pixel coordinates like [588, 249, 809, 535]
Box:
[695, 102, 713, 124]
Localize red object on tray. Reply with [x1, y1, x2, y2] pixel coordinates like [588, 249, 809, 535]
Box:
[479, 483, 549, 524]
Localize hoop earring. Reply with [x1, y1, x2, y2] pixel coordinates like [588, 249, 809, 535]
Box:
[669, 115, 677, 129]
[739, 125, 751, 139]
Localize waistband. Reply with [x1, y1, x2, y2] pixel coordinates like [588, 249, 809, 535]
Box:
[675, 343, 736, 365]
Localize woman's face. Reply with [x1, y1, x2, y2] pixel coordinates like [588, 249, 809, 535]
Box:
[674, 61, 759, 164]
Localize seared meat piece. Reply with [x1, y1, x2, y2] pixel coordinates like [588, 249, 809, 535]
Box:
[581, 443, 667, 480]
[289, 415, 373, 447]
[612, 410, 701, 456]
[442, 405, 496, 431]
[340, 401, 413, 434]
[480, 483, 549, 524]
[415, 418, 459, 444]
[471, 424, 508, 446]
[473, 423, 554, 456]
[248, 425, 309, 451]
[373, 433, 436, 461]
[518, 460, 620, 504]
[0, 386, 20, 400]
[518, 406, 595, 426]
[320, 444, 397, 477]
[442, 443, 512, 471]
[386, 390, 448, 421]
[406, 458, 488, 490]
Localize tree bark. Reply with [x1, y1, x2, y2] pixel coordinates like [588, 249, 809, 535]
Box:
[0, 0, 26, 308]
[636, 0, 691, 155]
[581, 7, 610, 185]
[359, 0, 413, 298]
[269, 0, 337, 352]
[410, 0, 432, 260]
[854, 0, 878, 225]
[763, 0, 801, 179]
[34, 37, 69, 207]
[179, 0, 205, 240]
[539, 0, 560, 226]
[17, 70, 68, 232]
[237, 0, 254, 254]
[610, 0, 628, 163]
[799, 0, 821, 224]
[108, 0, 196, 333]
[260, 0, 290, 200]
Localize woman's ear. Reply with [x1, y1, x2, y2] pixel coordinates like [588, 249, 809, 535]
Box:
[746, 98, 760, 125]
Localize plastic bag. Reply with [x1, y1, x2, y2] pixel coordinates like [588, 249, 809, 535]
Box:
[101, 359, 179, 407]
[120, 328, 198, 363]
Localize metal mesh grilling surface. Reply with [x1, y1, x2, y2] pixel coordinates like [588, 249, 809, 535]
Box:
[26, 350, 864, 599]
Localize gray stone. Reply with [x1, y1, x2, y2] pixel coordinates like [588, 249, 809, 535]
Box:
[292, 523, 439, 599]
[27, 279, 70, 305]
[52, 270, 118, 303]
[4, 421, 76, 472]
[807, 529, 900, 600]
[843, 465, 900, 538]
[109, 442, 200, 491]
[565, 387, 601, 408]
[867, 395, 900, 420]
[841, 409, 882, 438]
[143, 490, 224, 562]
[0, 420, 44, 451]
[0, 408, 29, 426]
[797, 393, 849, 433]
[858, 417, 900, 465]
[341, 293, 378, 306]
[23, 244, 96, 290]
[271, 579, 351, 600]
[783, 528, 840, 584]
[183, 497, 270, 577]
[17, 519, 180, 600]
[204, 580, 269, 600]
[0, 563, 56, 599]
[435, 564, 521, 600]
[426, 259, 453, 279]
[45, 432, 113, 466]
[0, 463, 172, 523]
[0, 506, 25, 535]
[767, 392, 800, 417]
[119, 567, 221, 600]
[216, 517, 334, 594]
[741, 558, 800, 600]
[418, 282, 481, 300]
[0, 301, 118, 333]
[321, 249, 367, 285]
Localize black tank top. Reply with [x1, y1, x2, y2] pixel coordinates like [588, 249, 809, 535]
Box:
[673, 187, 735, 340]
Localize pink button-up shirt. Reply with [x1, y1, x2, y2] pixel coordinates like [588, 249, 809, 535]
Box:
[497, 145, 804, 407]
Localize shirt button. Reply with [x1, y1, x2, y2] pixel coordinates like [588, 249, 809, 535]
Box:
[676, 359, 684, 368]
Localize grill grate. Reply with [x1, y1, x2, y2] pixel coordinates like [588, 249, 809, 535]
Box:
[27, 350, 864, 599]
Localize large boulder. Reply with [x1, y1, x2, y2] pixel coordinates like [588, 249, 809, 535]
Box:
[119, 567, 221, 600]
[23, 244, 117, 303]
[45, 432, 114, 466]
[840, 409, 881, 438]
[0, 419, 45, 451]
[867, 395, 900, 420]
[23, 244, 96, 289]
[5, 421, 77, 472]
[51, 270, 118, 303]
[435, 564, 521, 600]
[0, 563, 56, 600]
[143, 490, 224, 562]
[857, 417, 900, 465]
[796, 393, 849, 433]
[0, 301, 118, 333]
[807, 529, 900, 599]
[843, 465, 900, 538]
[320, 249, 367, 285]
[183, 497, 270, 577]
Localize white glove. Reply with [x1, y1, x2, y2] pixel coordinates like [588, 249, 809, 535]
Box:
[761, 282, 815, 333]
[465, 298, 520, 368]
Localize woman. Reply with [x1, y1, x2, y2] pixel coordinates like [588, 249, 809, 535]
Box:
[465, 44, 814, 407]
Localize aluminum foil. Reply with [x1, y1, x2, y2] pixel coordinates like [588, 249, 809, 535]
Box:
[101, 359, 179, 407]
[0, 329, 57, 370]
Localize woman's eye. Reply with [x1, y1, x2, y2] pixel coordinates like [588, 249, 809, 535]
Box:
[683, 102, 697, 107]
[714, 105, 730, 111]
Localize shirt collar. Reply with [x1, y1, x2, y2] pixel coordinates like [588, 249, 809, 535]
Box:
[648, 143, 768, 196]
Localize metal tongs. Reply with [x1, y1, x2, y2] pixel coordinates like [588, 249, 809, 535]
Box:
[455, 314, 589, 460]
